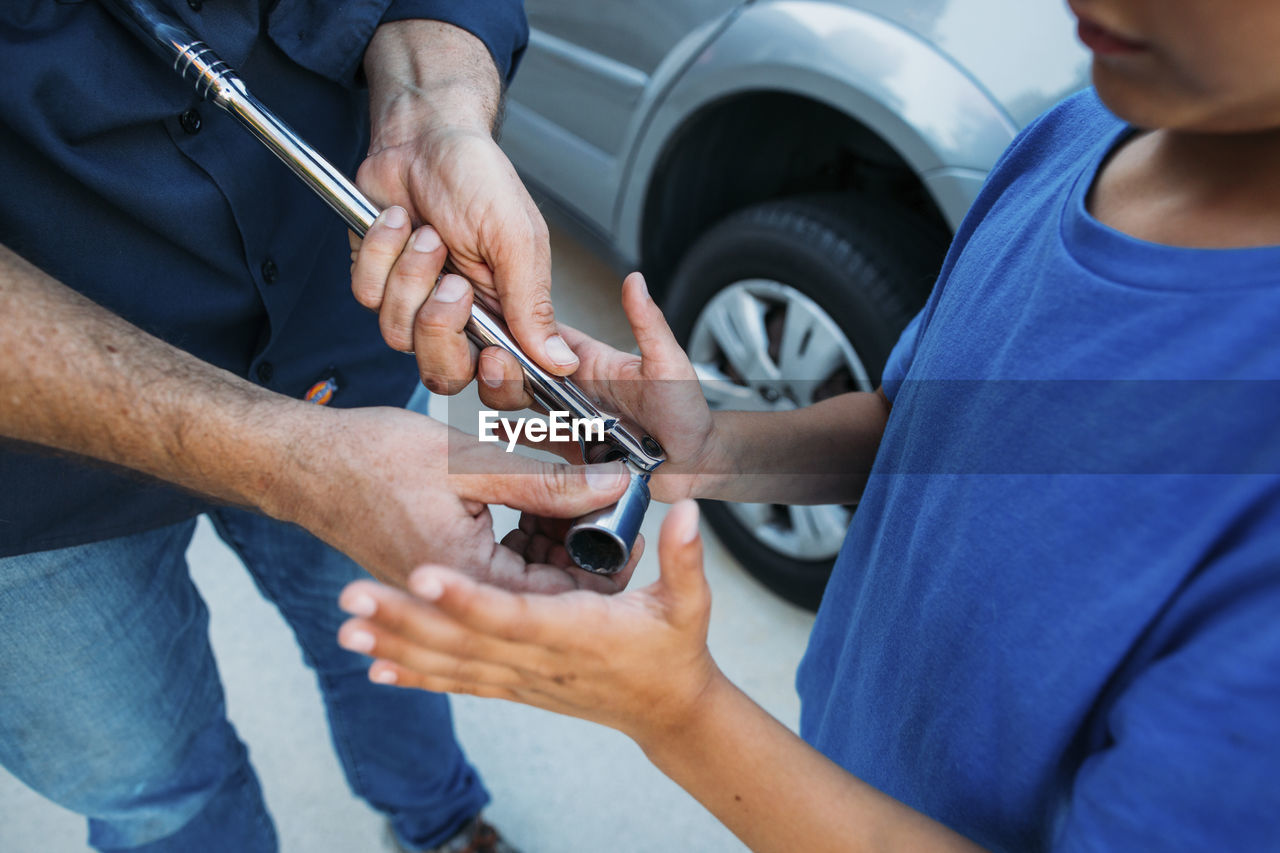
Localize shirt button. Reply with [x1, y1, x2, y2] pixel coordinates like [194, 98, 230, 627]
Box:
[261, 258, 279, 284]
[256, 362, 274, 384]
[187, 0, 203, 10]
[180, 109, 202, 135]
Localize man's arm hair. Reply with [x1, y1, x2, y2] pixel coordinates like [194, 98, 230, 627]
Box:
[364, 20, 502, 149]
[0, 243, 322, 517]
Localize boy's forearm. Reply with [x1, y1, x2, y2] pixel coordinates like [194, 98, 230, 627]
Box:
[636, 674, 983, 853]
[0, 244, 323, 520]
[694, 389, 890, 505]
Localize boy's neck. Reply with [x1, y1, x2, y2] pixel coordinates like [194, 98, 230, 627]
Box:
[1089, 125, 1280, 249]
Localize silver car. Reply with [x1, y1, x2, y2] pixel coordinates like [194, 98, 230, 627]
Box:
[502, 0, 1089, 608]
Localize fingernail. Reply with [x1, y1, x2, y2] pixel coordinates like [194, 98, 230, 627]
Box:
[383, 207, 408, 229]
[342, 591, 377, 617]
[372, 667, 398, 684]
[413, 227, 441, 253]
[545, 334, 578, 367]
[343, 628, 375, 653]
[678, 501, 701, 544]
[586, 462, 627, 492]
[479, 355, 504, 388]
[433, 274, 468, 303]
[637, 274, 650, 301]
[411, 572, 445, 601]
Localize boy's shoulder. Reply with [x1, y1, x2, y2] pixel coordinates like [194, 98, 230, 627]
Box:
[1019, 88, 1120, 146]
[930, 88, 1124, 302]
[990, 88, 1124, 196]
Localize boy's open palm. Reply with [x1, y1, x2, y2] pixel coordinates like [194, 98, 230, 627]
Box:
[337, 500, 722, 741]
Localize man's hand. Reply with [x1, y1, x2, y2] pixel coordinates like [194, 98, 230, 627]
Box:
[0, 244, 633, 594]
[337, 500, 719, 739]
[274, 405, 637, 592]
[350, 20, 575, 393]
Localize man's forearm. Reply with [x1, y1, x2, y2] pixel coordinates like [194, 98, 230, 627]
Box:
[637, 674, 983, 853]
[0, 244, 324, 519]
[693, 389, 891, 505]
[364, 19, 502, 147]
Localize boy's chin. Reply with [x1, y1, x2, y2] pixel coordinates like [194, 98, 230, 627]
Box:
[1093, 66, 1188, 129]
[1094, 65, 1280, 134]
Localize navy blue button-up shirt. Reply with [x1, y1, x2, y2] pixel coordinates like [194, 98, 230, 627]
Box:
[0, 0, 528, 556]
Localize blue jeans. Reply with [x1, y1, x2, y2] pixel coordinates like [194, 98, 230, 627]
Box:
[0, 508, 489, 851]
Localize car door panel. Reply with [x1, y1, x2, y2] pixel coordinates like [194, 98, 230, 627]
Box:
[504, 0, 744, 229]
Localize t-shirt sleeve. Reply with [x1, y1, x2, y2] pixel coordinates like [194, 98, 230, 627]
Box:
[1051, 548, 1280, 851]
[382, 0, 530, 85]
[880, 309, 924, 403]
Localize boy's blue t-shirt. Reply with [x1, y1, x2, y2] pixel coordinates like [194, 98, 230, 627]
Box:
[796, 90, 1280, 851]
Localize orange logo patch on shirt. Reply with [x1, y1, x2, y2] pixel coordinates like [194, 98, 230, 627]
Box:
[304, 376, 339, 406]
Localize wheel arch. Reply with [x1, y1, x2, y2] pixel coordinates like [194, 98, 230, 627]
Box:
[615, 1, 1015, 292]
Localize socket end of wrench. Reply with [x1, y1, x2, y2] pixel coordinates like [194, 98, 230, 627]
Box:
[565, 465, 650, 574]
[564, 527, 629, 575]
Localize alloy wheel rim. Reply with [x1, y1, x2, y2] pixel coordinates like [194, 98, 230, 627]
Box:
[688, 279, 871, 561]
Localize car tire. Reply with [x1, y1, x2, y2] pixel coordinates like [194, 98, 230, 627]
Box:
[662, 193, 949, 610]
